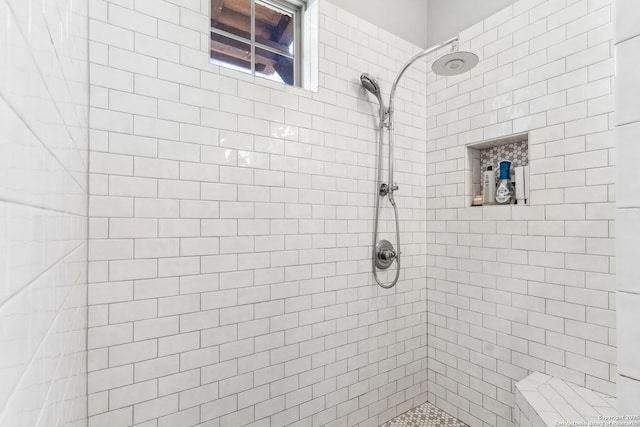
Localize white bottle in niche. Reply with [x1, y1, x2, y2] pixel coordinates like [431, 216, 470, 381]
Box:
[482, 166, 495, 205]
[514, 166, 526, 205]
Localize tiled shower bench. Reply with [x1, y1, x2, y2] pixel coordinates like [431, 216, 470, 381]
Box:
[514, 372, 617, 427]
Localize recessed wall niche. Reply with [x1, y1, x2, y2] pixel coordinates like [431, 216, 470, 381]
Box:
[465, 132, 530, 207]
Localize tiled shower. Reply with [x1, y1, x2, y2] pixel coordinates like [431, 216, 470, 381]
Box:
[86, 2, 429, 426]
[1, 0, 639, 426]
[425, 1, 617, 422]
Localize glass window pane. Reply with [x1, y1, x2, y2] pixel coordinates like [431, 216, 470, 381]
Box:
[211, 0, 252, 40]
[255, 1, 295, 55]
[255, 47, 294, 85]
[210, 32, 252, 73]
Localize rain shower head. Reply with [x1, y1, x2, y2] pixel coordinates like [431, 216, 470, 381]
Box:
[431, 50, 479, 76]
[360, 73, 383, 102]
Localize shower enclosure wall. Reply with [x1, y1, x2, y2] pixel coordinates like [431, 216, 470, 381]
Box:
[0, 0, 623, 425]
[614, 0, 640, 410]
[86, 1, 429, 426]
[0, 0, 89, 425]
[425, 1, 616, 424]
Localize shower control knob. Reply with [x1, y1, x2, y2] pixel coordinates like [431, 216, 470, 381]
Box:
[375, 240, 397, 270]
[380, 249, 396, 261]
[391, 183, 399, 192]
[379, 183, 389, 196]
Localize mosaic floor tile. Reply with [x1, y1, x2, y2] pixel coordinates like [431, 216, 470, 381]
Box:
[384, 402, 468, 427]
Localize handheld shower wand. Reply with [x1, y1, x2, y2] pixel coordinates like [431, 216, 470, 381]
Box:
[360, 73, 401, 289]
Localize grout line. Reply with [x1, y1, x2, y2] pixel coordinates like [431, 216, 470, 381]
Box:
[614, 33, 640, 46]
[0, 196, 87, 218]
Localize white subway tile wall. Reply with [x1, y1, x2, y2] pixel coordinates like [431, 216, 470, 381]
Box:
[615, 0, 640, 415]
[0, 0, 89, 425]
[87, 0, 429, 426]
[425, 0, 616, 425]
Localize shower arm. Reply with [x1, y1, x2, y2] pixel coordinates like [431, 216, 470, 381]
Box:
[385, 35, 460, 195]
[388, 35, 460, 114]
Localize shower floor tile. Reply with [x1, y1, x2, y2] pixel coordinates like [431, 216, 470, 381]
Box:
[384, 402, 468, 427]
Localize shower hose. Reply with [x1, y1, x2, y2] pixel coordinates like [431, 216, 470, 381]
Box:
[372, 125, 401, 289]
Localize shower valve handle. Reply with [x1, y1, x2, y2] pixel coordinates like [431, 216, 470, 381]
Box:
[379, 248, 396, 261]
[379, 183, 399, 197]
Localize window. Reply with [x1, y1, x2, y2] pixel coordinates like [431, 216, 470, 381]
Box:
[210, 0, 305, 86]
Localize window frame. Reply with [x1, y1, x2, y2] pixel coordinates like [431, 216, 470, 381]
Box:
[210, 0, 306, 87]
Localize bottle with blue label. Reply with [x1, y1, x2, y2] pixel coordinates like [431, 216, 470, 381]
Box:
[495, 160, 515, 204]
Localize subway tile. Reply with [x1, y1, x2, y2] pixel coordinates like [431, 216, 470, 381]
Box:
[135, 355, 180, 382]
[566, 5, 611, 38]
[109, 46, 158, 76]
[109, 90, 158, 117]
[134, 394, 179, 424]
[91, 63, 134, 91]
[135, 238, 180, 259]
[90, 151, 134, 176]
[135, 116, 180, 140]
[110, 380, 158, 409]
[109, 299, 158, 323]
[109, 175, 157, 197]
[109, 133, 158, 157]
[135, 75, 180, 101]
[88, 323, 133, 350]
[88, 365, 133, 394]
[109, 340, 158, 367]
[135, 316, 179, 341]
[110, 218, 158, 238]
[90, 20, 134, 50]
[110, 258, 158, 281]
[159, 371, 201, 397]
[136, 33, 180, 62]
[109, 3, 158, 37]
[135, 199, 181, 218]
[135, 0, 180, 24]
[135, 157, 180, 180]
[135, 277, 180, 299]
[80, 1, 621, 426]
[89, 196, 134, 218]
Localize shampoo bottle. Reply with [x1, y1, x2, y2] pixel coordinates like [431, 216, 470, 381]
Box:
[482, 166, 495, 205]
[495, 160, 514, 204]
